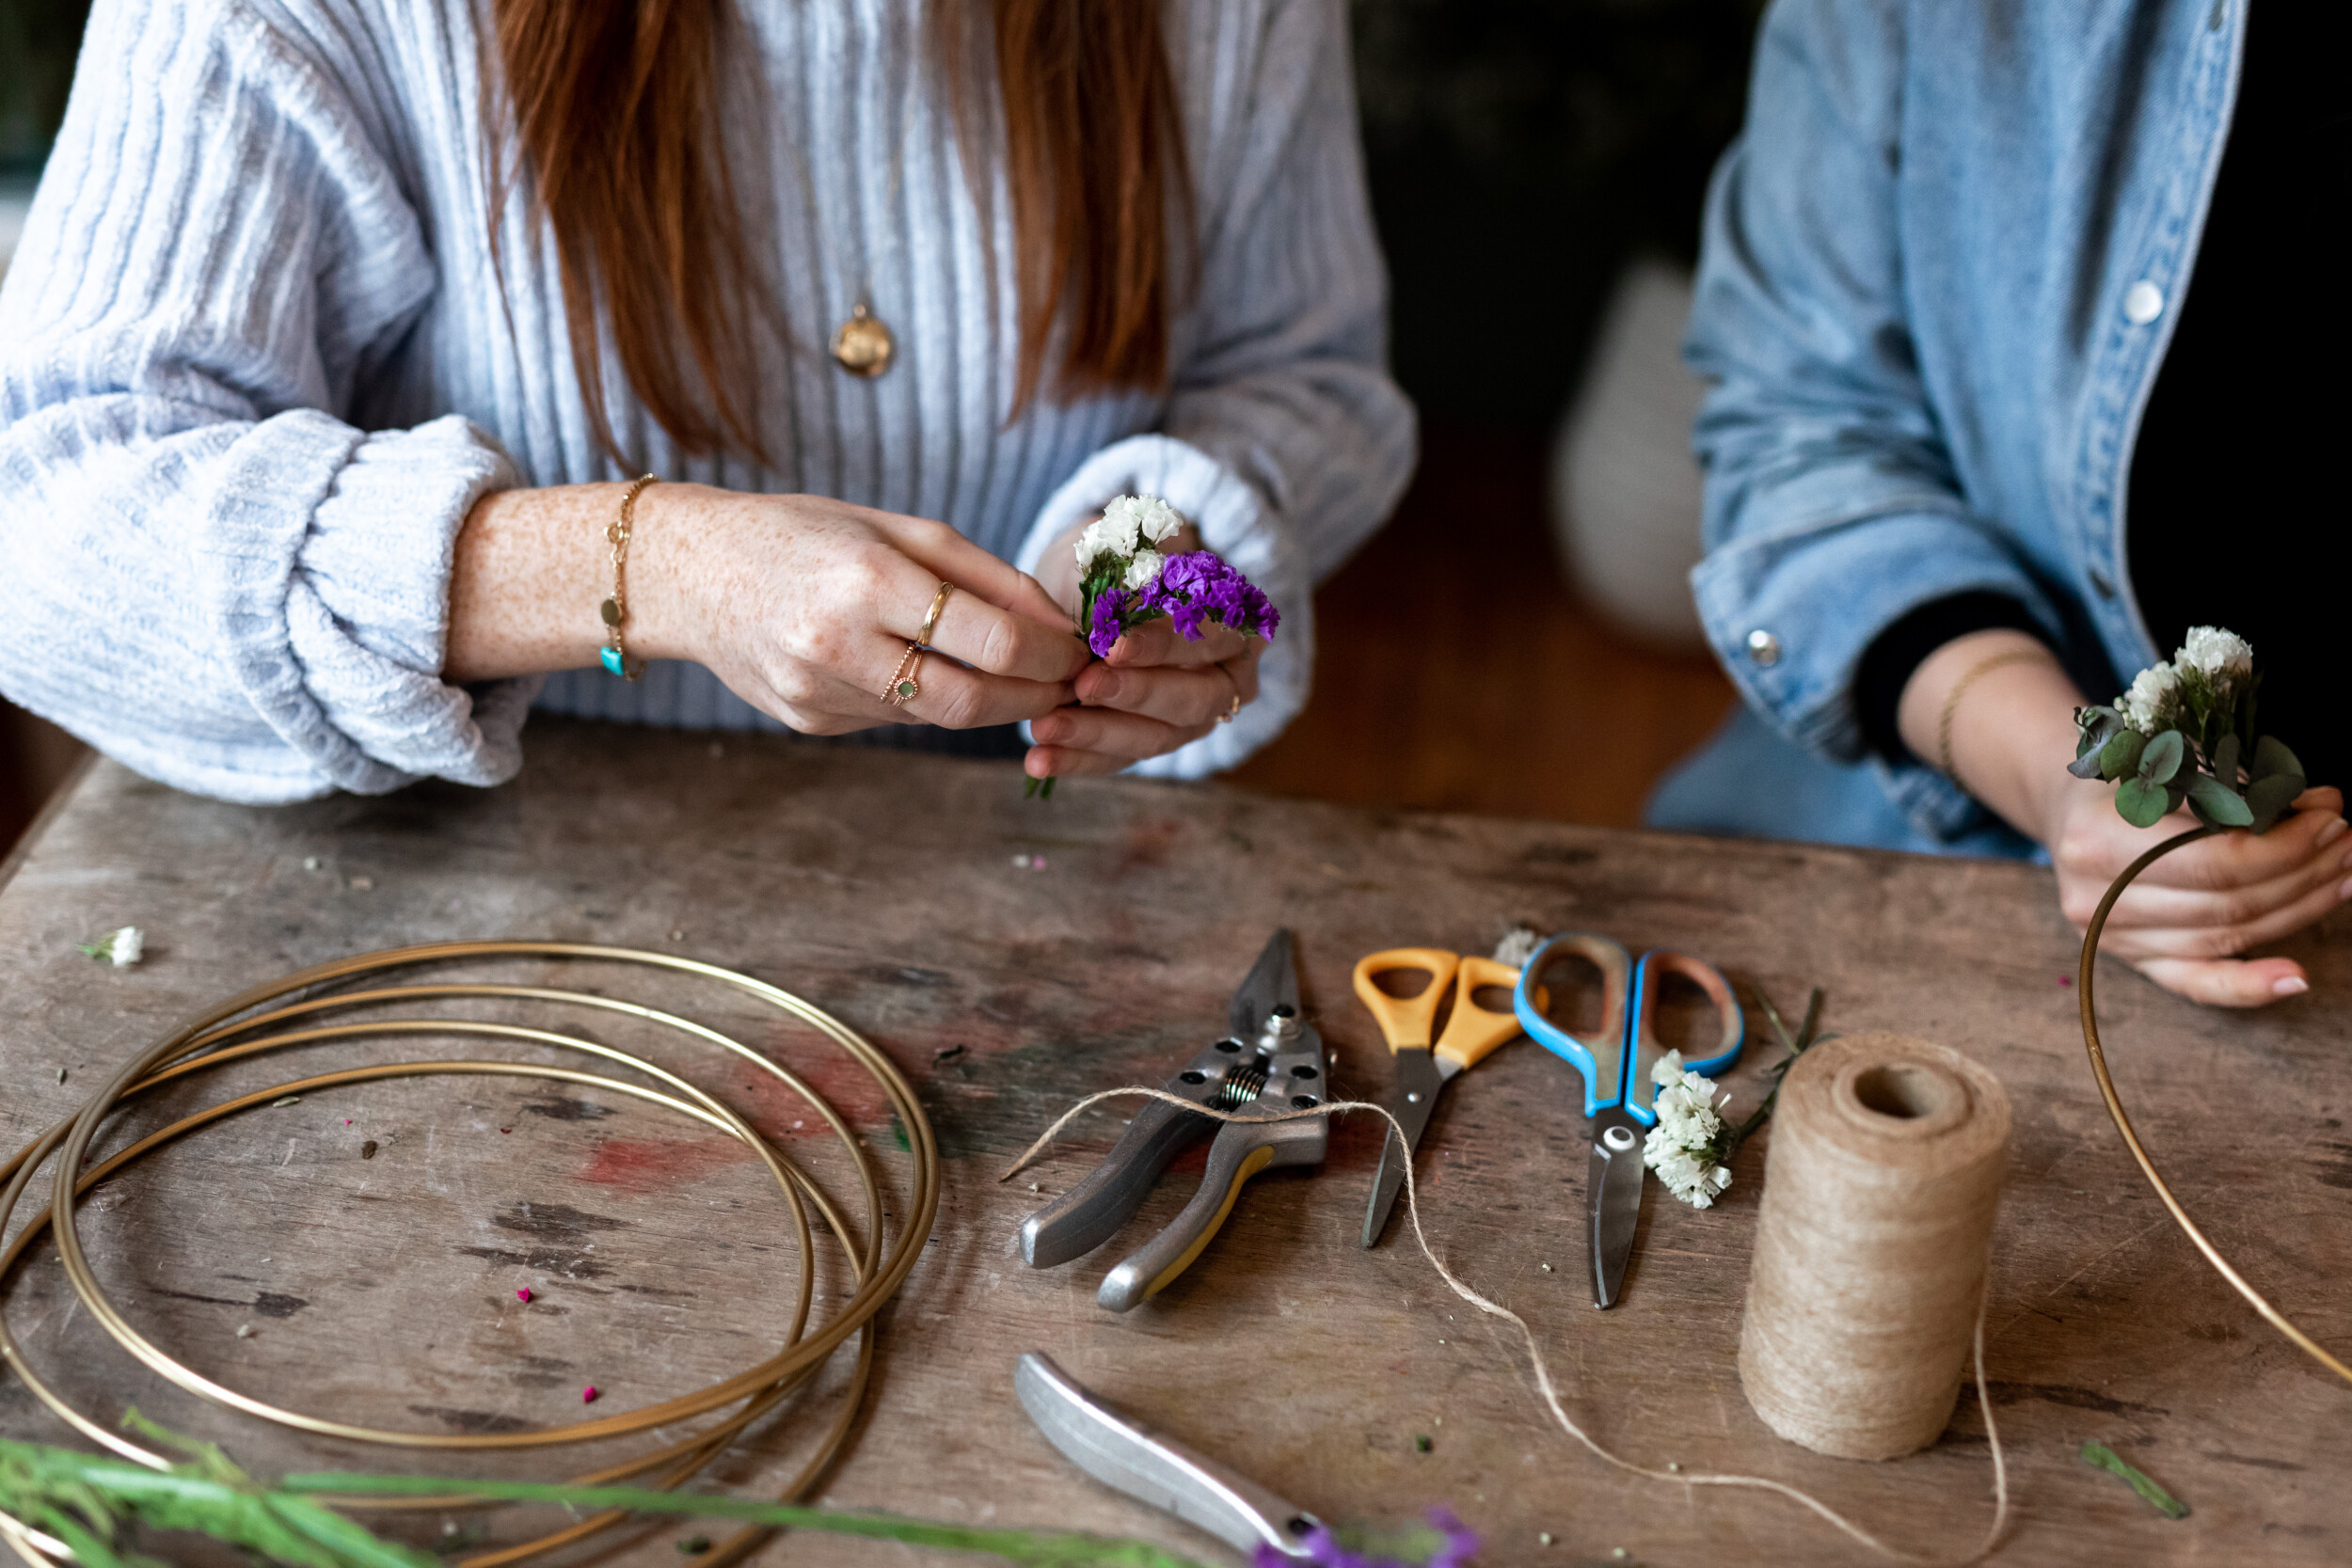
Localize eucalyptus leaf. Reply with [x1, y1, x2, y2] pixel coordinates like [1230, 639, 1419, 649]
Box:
[2211, 732, 2240, 786]
[2139, 729, 2185, 784]
[2074, 706, 2124, 757]
[2246, 771, 2306, 833]
[2251, 736, 2305, 783]
[2099, 728, 2145, 783]
[2066, 751, 2108, 780]
[2114, 776, 2169, 828]
[2185, 773, 2253, 829]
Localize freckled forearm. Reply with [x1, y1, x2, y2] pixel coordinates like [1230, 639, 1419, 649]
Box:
[444, 483, 713, 682]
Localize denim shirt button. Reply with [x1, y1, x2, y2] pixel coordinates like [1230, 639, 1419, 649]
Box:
[1745, 628, 1783, 667]
[2123, 279, 2165, 325]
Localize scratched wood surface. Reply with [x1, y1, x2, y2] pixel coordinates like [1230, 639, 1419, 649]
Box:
[2, 721, 2348, 1568]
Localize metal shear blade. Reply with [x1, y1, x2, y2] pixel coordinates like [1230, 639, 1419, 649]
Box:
[1016, 1352, 1321, 1560]
[1018, 929, 1327, 1312]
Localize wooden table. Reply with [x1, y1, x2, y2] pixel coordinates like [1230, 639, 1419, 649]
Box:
[3, 722, 2346, 1566]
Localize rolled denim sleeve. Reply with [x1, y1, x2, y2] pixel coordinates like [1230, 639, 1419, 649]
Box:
[1684, 0, 2065, 837]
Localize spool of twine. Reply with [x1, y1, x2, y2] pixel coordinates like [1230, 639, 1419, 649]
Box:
[1738, 1031, 2011, 1462]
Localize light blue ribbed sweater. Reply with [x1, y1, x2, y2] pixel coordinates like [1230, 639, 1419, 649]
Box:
[0, 0, 1411, 803]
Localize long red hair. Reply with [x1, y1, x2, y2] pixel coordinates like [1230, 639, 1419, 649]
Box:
[487, 0, 1193, 463]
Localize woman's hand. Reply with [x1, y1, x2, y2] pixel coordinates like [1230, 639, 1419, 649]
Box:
[449, 483, 1087, 734]
[1901, 627, 2348, 1007]
[2046, 781, 2348, 1006]
[1023, 513, 1263, 778]
[1027, 620, 1263, 777]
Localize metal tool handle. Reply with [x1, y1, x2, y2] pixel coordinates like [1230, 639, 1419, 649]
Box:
[1434, 956, 1545, 1072]
[1513, 931, 1634, 1117]
[1097, 1117, 1319, 1312]
[1350, 948, 1459, 1050]
[1021, 1098, 1215, 1268]
[1622, 949, 1745, 1124]
[1014, 1353, 1320, 1560]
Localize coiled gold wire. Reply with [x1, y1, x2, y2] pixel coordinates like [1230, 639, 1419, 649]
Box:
[0, 942, 942, 1566]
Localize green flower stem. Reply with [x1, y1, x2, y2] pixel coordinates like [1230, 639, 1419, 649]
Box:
[2, 1434, 1211, 1568]
[1724, 985, 1823, 1154]
[281, 1473, 1210, 1567]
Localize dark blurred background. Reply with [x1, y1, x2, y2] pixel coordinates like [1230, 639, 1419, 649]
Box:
[0, 0, 1759, 847]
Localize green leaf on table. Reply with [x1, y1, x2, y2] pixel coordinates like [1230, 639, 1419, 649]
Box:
[2211, 732, 2240, 785]
[2185, 773, 2253, 829]
[2246, 770, 2307, 833]
[2139, 729, 2185, 784]
[2114, 776, 2169, 828]
[2080, 1440, 2188, 1520]
[2099, 729, 2145, 782]
[2251, 736, 2305, 783]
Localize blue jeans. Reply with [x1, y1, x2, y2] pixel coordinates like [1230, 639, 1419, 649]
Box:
[1645, 707, 2042, 862]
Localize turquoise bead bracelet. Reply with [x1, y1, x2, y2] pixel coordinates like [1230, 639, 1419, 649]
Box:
[600, 475, 658, 680]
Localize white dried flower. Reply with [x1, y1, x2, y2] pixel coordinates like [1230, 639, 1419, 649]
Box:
[2177, 626, 2253, 688]
[1121, 550, 1165, 591]
[1643, 1048, 1733, 1207]
[82, 927, 144, 967]
[1491, 927, 1542, 968]
[2116, 661, 2182, 734]
[1104, 493, 1183, 547]
[1073, 514, 1132, 568]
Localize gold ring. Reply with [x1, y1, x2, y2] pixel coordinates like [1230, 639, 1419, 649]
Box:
[916, 581, 954, 648]
[1217, 663, 1244, 723]
[882, 641, 923, 705]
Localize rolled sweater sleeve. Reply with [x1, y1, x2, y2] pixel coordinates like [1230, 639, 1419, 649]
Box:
[1684, 0, 2065, 836]
[0, 0, 530, 805]
[1012, 0, 1416, 779]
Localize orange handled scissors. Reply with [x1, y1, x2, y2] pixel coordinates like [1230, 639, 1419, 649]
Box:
[1352, 948, 1548, 1247]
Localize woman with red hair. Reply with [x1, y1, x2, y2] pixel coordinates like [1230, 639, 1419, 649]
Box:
[0, 0, 1410, 800]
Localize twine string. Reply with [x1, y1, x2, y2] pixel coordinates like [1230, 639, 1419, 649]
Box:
[1003, 1088, 2009, 1567]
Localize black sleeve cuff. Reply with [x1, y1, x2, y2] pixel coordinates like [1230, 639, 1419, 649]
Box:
[1856, 592, 2050, 767]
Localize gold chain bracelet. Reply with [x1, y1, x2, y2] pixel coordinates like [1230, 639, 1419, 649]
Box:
[599, 475, 658, 680]
[1937, 647, 2056, 780]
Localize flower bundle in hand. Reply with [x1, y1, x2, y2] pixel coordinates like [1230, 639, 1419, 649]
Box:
[2071, 626, 2306, 832]
[1073, 495, 1280, 659]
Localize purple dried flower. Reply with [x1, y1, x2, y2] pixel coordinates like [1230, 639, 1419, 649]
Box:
[1251, 1528, 1364, 1568]
[1087, 589, 1131, 658]
[1425, 1509, 1480, 1568]
[1138, 550, 1277, 642]
[1249, 1510, 1480, 1568]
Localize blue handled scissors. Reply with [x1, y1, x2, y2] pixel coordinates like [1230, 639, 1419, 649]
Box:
[1512, 932, 1743, 1309]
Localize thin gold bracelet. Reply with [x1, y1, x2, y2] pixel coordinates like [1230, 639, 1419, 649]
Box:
[599, 475, 659, 680]
[1937, 647, 2057, 779]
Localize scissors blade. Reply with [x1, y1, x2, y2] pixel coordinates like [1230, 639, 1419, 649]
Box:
[1588, 1108, 1646, 1309]
[1360, 1048, 1447, 1246]
[1231, 927, 1301, 1040]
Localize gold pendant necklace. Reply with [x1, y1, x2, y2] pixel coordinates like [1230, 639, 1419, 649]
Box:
[832, 297, 896, 378]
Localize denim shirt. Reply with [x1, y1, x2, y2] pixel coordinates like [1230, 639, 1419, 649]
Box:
[1683, 0, 2242, 842]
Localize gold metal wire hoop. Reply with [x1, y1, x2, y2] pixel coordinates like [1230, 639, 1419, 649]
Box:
[0, 942, 942, 1567]
[24, 1044, 818, 1450]
[2077, 827, 2352, 1386]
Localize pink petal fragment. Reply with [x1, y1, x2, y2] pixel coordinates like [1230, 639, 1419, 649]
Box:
[516, 1288, 532, 1303]
[582, 1385, 599, 1403]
